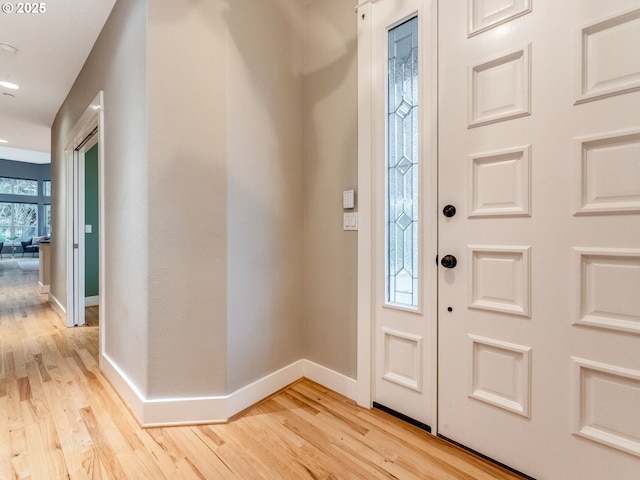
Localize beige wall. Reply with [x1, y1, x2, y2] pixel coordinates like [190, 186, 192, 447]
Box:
[225, 0, 306, 391]
[51, 0, 358, 407]
[146, 0, 228, 398]
[51, 0, 149, 392]
[303, 0, 358, 377]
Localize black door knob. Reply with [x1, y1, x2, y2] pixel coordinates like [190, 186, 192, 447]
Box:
[443, 205, 456, 217]
[441, 255, 457, 268]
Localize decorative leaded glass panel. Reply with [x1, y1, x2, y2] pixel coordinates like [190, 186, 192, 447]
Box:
[386, 17, 419, 308]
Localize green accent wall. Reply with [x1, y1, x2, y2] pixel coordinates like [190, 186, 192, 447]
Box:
[85, 144, 99, 297]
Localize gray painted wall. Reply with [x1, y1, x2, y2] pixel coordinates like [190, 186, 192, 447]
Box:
[50, 0, 358, 406]
[146, 0, 228, 397]
[224, 0, 305, 392]
[51, 0, 149, 394]
[303, 0, 358, 378]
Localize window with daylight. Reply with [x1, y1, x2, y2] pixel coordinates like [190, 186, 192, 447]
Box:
[0, 177, 38, 196]
[0, 202, 38, 241]
[44, 204, 51, 236]
[386, 16, 420, 308]
[43, 180, 51, 197]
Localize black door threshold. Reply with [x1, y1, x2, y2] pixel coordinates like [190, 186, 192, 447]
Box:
[372, 402, 431, 433]
[437, 434, 536, 480]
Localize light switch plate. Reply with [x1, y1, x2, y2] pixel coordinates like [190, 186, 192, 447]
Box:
[343, 212, 358, 231]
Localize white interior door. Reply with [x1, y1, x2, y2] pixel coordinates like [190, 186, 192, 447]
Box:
[369, 0, 438, 429]
[438, 1, 640, 478]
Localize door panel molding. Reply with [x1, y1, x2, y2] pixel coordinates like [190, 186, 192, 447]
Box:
[468, 44, 532, 128]
[572, 357, 640, 457]
[571, 247, 640, 334]
[574, 7, 640, 104]
[469, 334, 532, 418]
[572, 128, 640, 215]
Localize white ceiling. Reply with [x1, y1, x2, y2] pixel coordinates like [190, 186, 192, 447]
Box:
[0, 0, 117, 163]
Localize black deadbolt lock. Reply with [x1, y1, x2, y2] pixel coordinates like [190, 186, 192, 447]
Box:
[443, 205, 456, 217]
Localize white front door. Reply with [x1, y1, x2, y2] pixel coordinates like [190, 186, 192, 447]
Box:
[367, 0, 438, 429]
[438, 1, 640, 478]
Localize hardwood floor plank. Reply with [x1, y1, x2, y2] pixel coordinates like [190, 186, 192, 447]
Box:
[3, 349, 16, 380]
[85, 306, 99, 327]
[271, 394, 400, 479]
[17, 375, 31, 402]
[10, 422, 30, 479]
[235, 415, 331, 479]
[79, 406, 129, 480]
[42, 361, 103, 480]
[192, 426, 266, 480]
[172, 457, 210, 480]
[253, 402, 369, 480]
[227, 412, 340, 480]
[161, 427, 237, 480]
[24, 415, 68, 480]
[0, 395, 12, 479]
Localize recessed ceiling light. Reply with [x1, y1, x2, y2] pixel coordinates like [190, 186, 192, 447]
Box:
[0, 139, 8, 144]
[0, 81, 19, 90]
[0, 42, 18, 54]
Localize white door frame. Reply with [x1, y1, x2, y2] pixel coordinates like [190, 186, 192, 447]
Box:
[356, 0, 439, 429]
[356, 0, 375, 411]
[64, 91, 105, 331]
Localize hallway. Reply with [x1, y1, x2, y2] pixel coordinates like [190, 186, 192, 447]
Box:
[0, 257, 525, 479]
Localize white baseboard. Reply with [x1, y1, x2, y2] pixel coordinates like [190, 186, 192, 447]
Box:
[49, 293, 66, 316]
[38, 281, 50, 294]
[85, 295, 99, 307]
[100, 353, 145, 423]
[302, 359, 358, 401]
[99, 356, 357, 427]
[225, 360, 305, 420]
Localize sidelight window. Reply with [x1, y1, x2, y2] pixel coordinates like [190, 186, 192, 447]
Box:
[386, 16, 419, 309]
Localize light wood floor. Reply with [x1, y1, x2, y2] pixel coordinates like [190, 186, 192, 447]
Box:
[0, 258, 524, 479]
[85, 306, 99, 327]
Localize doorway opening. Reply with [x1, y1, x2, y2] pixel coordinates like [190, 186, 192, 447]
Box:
[64, 92, 105, 337]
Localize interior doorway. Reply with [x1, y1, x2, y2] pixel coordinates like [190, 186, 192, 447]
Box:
[82, 139, 100, 326]
[65, 92, 104, 331]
